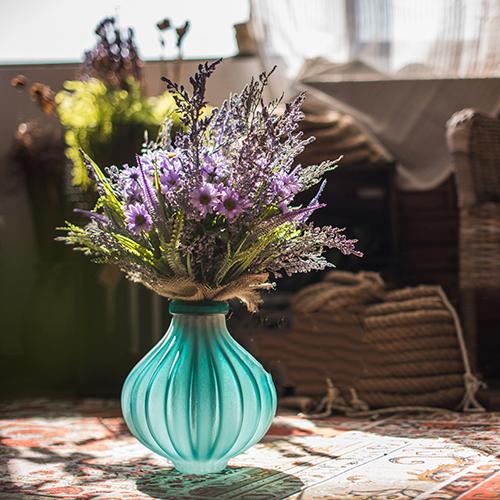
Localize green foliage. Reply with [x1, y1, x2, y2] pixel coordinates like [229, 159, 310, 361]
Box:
[56, 77, 182, 188]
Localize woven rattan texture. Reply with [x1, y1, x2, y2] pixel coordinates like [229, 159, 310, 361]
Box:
[448, 109, 500, 288]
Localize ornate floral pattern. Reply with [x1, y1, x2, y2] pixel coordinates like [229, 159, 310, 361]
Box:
[0, 400, 499, 499]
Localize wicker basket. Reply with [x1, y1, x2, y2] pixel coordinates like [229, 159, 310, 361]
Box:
[447, 109, 500, 289]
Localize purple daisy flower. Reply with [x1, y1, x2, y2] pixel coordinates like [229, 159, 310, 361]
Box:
[138, 151, 159, 175]
[158, 155, 182, 194]
[125, 203, 153, 234]
[190, 183, 219, 217]
[201, 153, 228, 182]
[201, 158, 216, 178]
[271, 171, 301, 200]
[155, 152, 170, 170]
[156, 152, 181, 170]
[216, 188, 247, 221]
[159, 169, 180, 193]
[123, 182, 143, 204]
[119, 165, 141, 187]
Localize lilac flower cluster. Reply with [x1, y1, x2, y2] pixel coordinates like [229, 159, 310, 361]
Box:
[60, 60, 362, 303]
[113, 144, 307, 230]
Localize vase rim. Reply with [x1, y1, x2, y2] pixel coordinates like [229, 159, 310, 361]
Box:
[169, 300, 229, 315]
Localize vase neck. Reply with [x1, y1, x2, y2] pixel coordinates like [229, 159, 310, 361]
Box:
[169, 310, 229, 340]
[169, 300, 229, 315]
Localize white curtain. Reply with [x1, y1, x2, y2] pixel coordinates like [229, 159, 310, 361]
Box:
[252, 0, 500, 80]
[251, 0, 500, 190]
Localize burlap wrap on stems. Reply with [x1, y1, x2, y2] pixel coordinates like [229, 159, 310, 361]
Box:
[124, 268, 274, 312]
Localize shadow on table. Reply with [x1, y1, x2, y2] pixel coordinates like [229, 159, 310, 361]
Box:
[136, 466, 304, 499]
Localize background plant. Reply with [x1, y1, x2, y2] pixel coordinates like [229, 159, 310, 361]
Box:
[13, 17, 189, 190]
[58, 17, 185, 189]
[56, 77, 180, 188]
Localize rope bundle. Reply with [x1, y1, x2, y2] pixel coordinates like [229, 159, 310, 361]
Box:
[257, 271, 483, 411]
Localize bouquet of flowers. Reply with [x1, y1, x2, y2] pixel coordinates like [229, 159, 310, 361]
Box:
[58, 60, 362, 310]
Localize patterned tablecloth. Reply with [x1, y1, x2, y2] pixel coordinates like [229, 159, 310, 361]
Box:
[0, 400, 499, 499]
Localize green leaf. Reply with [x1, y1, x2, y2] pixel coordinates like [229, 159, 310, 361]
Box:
[114, 234, 156, 266]
[215, 240, 234, 285]
[159, 212, 187, 276]
[298, 158, 341, 191]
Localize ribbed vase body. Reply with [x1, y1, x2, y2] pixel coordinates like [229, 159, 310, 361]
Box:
[121, 301, 277, 474]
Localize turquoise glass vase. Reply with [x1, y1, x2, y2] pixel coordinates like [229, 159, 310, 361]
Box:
[121, 300, 277, 474]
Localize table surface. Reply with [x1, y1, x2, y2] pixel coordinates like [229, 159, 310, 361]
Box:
[1, 400, 499, 499]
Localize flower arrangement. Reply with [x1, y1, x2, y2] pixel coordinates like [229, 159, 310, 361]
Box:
[58, 60, 362, 310]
